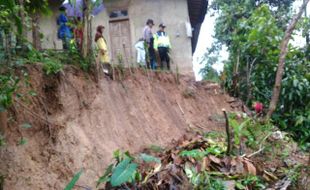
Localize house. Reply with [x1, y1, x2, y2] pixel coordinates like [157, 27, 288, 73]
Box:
[39, 0, 208, 74]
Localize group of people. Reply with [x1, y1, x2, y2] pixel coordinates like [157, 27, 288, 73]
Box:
[57, 7, 172, 79]
[57, 6, 83, 51]
[137, 19, 172, 70]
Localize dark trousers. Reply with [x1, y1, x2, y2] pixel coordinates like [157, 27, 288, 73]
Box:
[158, 47, 170, 70]
[62, 36, 70, 50]
[148, 46, 156, 69]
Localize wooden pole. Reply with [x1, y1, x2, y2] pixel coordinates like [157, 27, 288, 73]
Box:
[223, 109, 232, 156]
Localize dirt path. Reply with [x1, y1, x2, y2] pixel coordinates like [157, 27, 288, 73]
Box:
[0, 66, 238, 189]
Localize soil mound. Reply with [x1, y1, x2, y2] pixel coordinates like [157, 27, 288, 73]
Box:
[0, 65, 238, 189]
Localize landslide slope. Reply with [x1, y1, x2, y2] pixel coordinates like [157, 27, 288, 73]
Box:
[0, 65, 237, 189]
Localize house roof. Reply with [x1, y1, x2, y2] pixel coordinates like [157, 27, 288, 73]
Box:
[187, 0, 208, 26]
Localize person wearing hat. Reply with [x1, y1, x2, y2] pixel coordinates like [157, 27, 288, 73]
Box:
[143, 19, 156, 69]
[154, 23, 171, 70]
[57, 6, 72, 49]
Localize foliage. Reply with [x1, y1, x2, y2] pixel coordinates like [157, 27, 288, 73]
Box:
[235, 175, 266, 190]
[96, 150, 140, 188]
[0, 135, 5, 146]
[229, 114, 274, 150]
[24, 0, 50, 15]
[64, 170, 83, 190]
[42, 58, 63, 75]
[0, 74, 19, 110]
[202, 0, 310, 149]
[96, 164, 113, 187]
[0, 0, 22, 35]
[110, 157, 138, 187]
[18, 137, 27, 145]
[185, 165, 225, 190]
[200, 64, 220, 82]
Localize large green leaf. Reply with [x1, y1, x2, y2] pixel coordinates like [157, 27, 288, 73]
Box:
[64, 170, 83, 190]
[110, 158, 137, 187]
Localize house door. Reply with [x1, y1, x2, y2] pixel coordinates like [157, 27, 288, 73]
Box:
[109, 19, 132, 66]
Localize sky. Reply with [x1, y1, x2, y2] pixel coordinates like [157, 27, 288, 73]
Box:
[193, 0, 310, 81]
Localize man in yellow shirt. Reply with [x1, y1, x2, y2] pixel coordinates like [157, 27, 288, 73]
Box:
[153, 23, 171, 70]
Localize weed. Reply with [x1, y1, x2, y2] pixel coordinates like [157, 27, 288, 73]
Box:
[65, 170, 83, 190]
[97, 150, 140, 188]
[0, 135, 5, 146]
[42, 58, 63, 75]
[236, 175, 266, 190]
[18, 137, 27, 145]
[185, 165, 225, 190]
[0, 74, 19, 109]
[113, 64, 126, 80]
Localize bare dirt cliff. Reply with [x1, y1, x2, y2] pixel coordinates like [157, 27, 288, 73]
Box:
[0, 65, 238, 190]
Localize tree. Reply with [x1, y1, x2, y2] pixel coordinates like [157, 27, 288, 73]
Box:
[203, 0, 310, 148]
[24, 0, 51, 50]
[266, 0, 310, 119]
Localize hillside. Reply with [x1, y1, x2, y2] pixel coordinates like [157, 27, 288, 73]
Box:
[0, 65, 238, 190]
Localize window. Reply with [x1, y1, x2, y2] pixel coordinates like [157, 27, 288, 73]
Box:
[109, 10, 128, 18]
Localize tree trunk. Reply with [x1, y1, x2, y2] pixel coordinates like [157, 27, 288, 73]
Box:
[82, 0, 91, 58]
[17, 0, 27, 49]
[266, 0, 310, 119]
[32, 13, 41, 50]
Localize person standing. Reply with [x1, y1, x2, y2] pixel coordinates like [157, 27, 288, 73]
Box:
[154, 23, 171, 70]
[57, 6, 72, 50]
[74, 17, 83, 52]
[95, 25, 112, 79]
[135, 38, 146, 67]
[143, 19, 156, 69]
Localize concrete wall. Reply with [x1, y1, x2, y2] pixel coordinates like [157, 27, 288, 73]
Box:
[39, 6, 63, 49]
[38, 0, 193, 74]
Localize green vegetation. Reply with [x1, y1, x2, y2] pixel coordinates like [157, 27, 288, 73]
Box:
[64, 170, 83, 190]
[63, 116, 306, 190]
[201, 0, 310, 149]
[96, 150, 142, 188]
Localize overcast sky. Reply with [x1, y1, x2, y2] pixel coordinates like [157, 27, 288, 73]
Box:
[193, 0, 310, 81]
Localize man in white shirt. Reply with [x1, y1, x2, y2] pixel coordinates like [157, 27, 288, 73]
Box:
[143, 19, 156, 69]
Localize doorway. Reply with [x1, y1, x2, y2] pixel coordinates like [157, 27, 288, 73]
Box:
[109, 19, 132, 66]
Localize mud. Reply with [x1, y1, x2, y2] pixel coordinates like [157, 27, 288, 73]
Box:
[0, 65, 237, 189]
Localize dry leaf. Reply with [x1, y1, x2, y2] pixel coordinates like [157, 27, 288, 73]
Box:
[243, 160, 256, 175]
[209, 155, 221, 164]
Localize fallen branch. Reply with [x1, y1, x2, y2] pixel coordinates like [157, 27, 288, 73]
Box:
[243, 132, 272, 158]
[176, 101, 184, 115]
[246, 147, 264, 158]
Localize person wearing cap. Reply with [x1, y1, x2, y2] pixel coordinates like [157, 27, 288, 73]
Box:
[57, 6, 72, 50]
[95, 25, 112, 79]
[154, 23, 171, 70]
[143, 19, 156, 69]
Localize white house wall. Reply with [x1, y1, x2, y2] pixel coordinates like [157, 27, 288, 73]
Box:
[38, 0, 193, 74]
